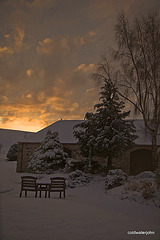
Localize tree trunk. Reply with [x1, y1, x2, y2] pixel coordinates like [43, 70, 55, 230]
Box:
[106, 155, 112, 173]
[152, 132, 160, 188]
[157, 151, 160, 189]
[152, 132, 158, 171]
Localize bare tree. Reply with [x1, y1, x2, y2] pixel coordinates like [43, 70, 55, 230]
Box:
[112, 9, 160, 185]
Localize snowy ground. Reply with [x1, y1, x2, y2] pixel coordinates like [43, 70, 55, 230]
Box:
[0, 156, 160, 240]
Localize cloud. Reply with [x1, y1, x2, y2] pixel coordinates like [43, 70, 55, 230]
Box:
[0, 46, 13, 55]
[14, 26, 25, 51]
[28, 0, 56, 8]
[0, 96, 8, 103]
[85, 88, 95, 94]
[74, 36, 85, 46]
[0, 0, 159, 131]
[0, 25, 25, 57]
[88, 31, 96, 37]
[26, 93, 32, 99]
[4, 34, 10, 39]
[74, 63, 96, 72]
[37, 38, 54, 55]
[60, 38, 70, 51]
[26, 69, 33, 76]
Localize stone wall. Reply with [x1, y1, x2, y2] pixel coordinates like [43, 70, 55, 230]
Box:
[112, 145, 156, 175]
[17, 141, 158, 174]
[17, 142, 41, 172]
[16, 142, 85, 172]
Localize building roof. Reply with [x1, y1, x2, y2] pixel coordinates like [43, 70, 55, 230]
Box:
[20, 119, 160, 145]
[21, 120, 84, 144]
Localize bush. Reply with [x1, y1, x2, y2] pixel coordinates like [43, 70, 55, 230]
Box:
[7, 143, 18, 161]
[64, 158, 86, 173]
[28, 131, 67, 173]
[67, 170, 91, 188]
[135, 171, 155, 179]
[124, 179, 156, 199]
[105, 169, 128, 190]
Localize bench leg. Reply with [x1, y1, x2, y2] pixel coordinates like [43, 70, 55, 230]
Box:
[20, 191, 22, 198]
[39, 191, 42, 198]
[25, 190, 27, 197]
[45, 190, 47, 198]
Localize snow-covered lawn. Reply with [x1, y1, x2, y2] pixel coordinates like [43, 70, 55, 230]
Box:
[0, 156, 160, 240]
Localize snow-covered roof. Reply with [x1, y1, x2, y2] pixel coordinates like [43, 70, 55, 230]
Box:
[0, 129, 33, 154]
[133, 119, 160, 145]
[21, 120, 84, 144]
[20, 119, 160, 145]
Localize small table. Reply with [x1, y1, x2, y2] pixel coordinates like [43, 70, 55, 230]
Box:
[36, 183, 51, 198]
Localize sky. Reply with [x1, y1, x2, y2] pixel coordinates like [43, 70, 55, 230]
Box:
[0, 0, 159, 132]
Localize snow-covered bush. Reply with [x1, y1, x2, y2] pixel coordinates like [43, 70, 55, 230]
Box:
[7, 143, 18, 161]
[67, 170, 91, 188]
[135, 171, 155, 179]
[123, 177, 156, 199]
[28, 130, 67, 173]
[106, 171, 160, 207]
[105, 169, 128, 190]
[90, 159, 107, 174]
[64, 158, 86, 173]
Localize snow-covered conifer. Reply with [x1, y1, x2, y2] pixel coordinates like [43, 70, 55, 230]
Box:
[74, 80, 137, 170]
[7, 143, 18, 161]
[28, 130, 67, 173]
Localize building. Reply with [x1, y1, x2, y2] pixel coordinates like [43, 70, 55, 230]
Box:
[16, 119, 160, 175]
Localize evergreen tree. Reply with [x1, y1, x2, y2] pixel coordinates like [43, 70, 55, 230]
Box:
[74, 80, 137, 170]
[28, 130, 67, 173]
[73, 112, 98, 158]
[7, 143, 18, 161]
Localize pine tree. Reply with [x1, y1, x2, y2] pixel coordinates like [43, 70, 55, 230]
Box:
[28, 130, 67, 173]
[74, 80, 137, 170]
[73, 112, 98, 158]
[7, 143, 18, 161]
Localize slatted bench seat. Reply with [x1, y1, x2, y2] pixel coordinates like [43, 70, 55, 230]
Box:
[20, 176, 37, 198]
[49, 177, 66, 198]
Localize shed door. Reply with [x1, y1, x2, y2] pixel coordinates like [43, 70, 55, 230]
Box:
[130, 149, 152, 175]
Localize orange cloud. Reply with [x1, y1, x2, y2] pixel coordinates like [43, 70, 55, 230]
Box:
[74, 36, 85, 46]
[1, 96, 8, 103]
[37, 38, 54, 55]
[74, 63, 95, 72]
[0, 117, 42, 132]
[61, 38, 70, 51]
[0, 46, 14, 55]
[14, 26, 25, 51]
[26, 69, 34, 76]
[88, 31, 96, 37]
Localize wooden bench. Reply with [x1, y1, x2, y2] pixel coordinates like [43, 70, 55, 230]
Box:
[20, 176, 37, 198]
[48, 177, 66, 198]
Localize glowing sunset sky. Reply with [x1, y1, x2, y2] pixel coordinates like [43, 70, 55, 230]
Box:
[0, 0, 159, 132]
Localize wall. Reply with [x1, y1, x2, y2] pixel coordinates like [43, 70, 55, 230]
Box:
[112, 145, 156, 175]
[17, 142, 158, 174]
[17, 142, 41, 172]
[16, 142, 85, 172]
